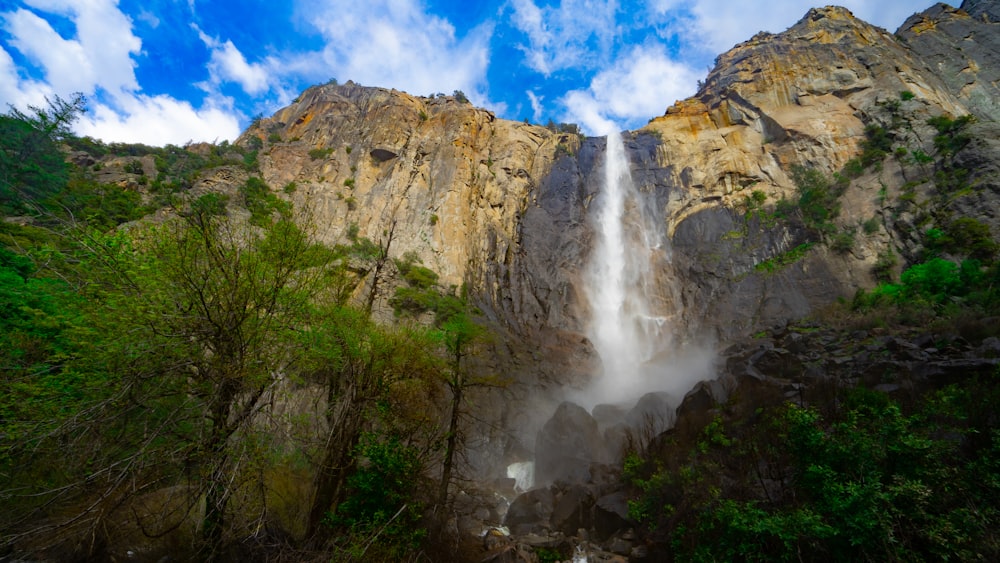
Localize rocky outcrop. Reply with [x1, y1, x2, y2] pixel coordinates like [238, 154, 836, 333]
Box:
[899, 0, 1000, 123]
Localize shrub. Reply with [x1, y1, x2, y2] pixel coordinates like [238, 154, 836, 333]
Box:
[830, 230, 855, 254]
[900, 90, 915, 101]
[928, 114, 974, 156]
[862, 217, 880, 235]
[327, 433, 426, 556]
[308, 147, 333, 160]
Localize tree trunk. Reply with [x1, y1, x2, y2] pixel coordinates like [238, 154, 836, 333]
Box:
[438, 380, 462, 508]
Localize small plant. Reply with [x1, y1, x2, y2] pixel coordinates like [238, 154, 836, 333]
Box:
[282, 181, 297, 194]
[863, 216, 880, 235]
[418, 110, 428, 121]
[345, 145, 352, 154]
[900, 90, 915, 101]
[830, 229, 856, 254]
[911, 149, 933, 164]
[345, 196, 357, 211]
[308, 147, 333, 160]
[267, 132, 282, 143]
[124, 160, 145, 175]
[344, 178, 355, 188]
[429, 214, 439, 226]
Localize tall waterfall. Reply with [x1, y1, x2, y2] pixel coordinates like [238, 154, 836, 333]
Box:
[573, 131, 674, 409]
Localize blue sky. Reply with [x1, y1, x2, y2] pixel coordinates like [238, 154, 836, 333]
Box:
[1, 0, 923, 145]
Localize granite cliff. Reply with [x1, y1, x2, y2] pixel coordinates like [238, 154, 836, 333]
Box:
[236, 1, 1000, 376]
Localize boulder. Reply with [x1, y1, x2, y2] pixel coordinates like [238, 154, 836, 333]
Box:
[534, 402, 605, 484]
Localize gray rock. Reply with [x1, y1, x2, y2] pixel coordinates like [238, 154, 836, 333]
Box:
[535, 402, 605, 484]
[505, 488, 554, 535]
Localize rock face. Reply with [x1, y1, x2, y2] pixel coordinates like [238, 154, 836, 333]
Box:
[234, 1, 1000, 480]
[900, 0, 1000, 122]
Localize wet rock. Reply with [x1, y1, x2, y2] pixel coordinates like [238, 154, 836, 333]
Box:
[592, 403, 628, 427]
[593, 492, 630, 540]
[551, 484, 595, 535]
[624, 392, 676, 435]
[535, 402, 605, 484]
[606, 536, 632, 556]
[505, 488, 554, 535]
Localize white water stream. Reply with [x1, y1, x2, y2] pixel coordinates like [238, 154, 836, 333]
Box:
[571, 131, 674, 409]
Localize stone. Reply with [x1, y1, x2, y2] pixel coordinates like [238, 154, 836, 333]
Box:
[593, 492, 630, 540]
[504, 488, 554, 535]
[534, 402, 605, 484]
[551, 484, 595, 535]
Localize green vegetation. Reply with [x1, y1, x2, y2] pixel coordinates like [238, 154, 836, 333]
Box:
[625, 382, 1000, 562]
[309, 147, 334, 160]
[0, 96, 500, 562]
[754, 243, 816, 274]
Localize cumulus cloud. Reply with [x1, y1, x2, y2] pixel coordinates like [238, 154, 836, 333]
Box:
[0, 45, 53, 109]
[195, 26, 272, 96]
[2, 1, 140, 99]
[560, 44, 700, 134]
[301, 0, 492, 103]
[650, 0, 923, 57]
[0, 0, 243, 145]
[76, 94, 242, 145]
[509, 0, 618, 75]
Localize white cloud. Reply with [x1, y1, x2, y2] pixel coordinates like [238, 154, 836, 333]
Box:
[300, 0, 492, 103]
[651, 0, 925, 57]
[3, 0, 141, 101]
[0, 0, 243, 145]
[509, 0, 618, 75]
[0, 45, 53, 109]
[526, 90, 544, 123]
[560, 44, 700, 134]
[195, 26, 272, 96]
[77, 93, 242, 145]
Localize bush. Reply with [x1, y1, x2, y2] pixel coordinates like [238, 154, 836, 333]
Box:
[308, 147, 333, 160]
[327, 433, 426, 556]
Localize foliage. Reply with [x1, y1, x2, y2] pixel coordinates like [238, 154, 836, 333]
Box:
[924, 219, 997, 262]
[628, 383, 1000, 561]
[927, 114, 974, 157]
[390, 254, 464, 325]
[754, 243, 815, 274]
[326, 433, 427, 555]
[0, 93, 86, 213]
[240, 176, 290, 225]
[309, 147, 334, 160]
[790, 165, 843, 238]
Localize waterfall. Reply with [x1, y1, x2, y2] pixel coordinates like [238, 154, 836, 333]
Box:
[574, 131, 673, 409]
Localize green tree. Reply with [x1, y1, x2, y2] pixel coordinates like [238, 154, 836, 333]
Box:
[0, 93, 86, 213]
[302, 304, 440, 540]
